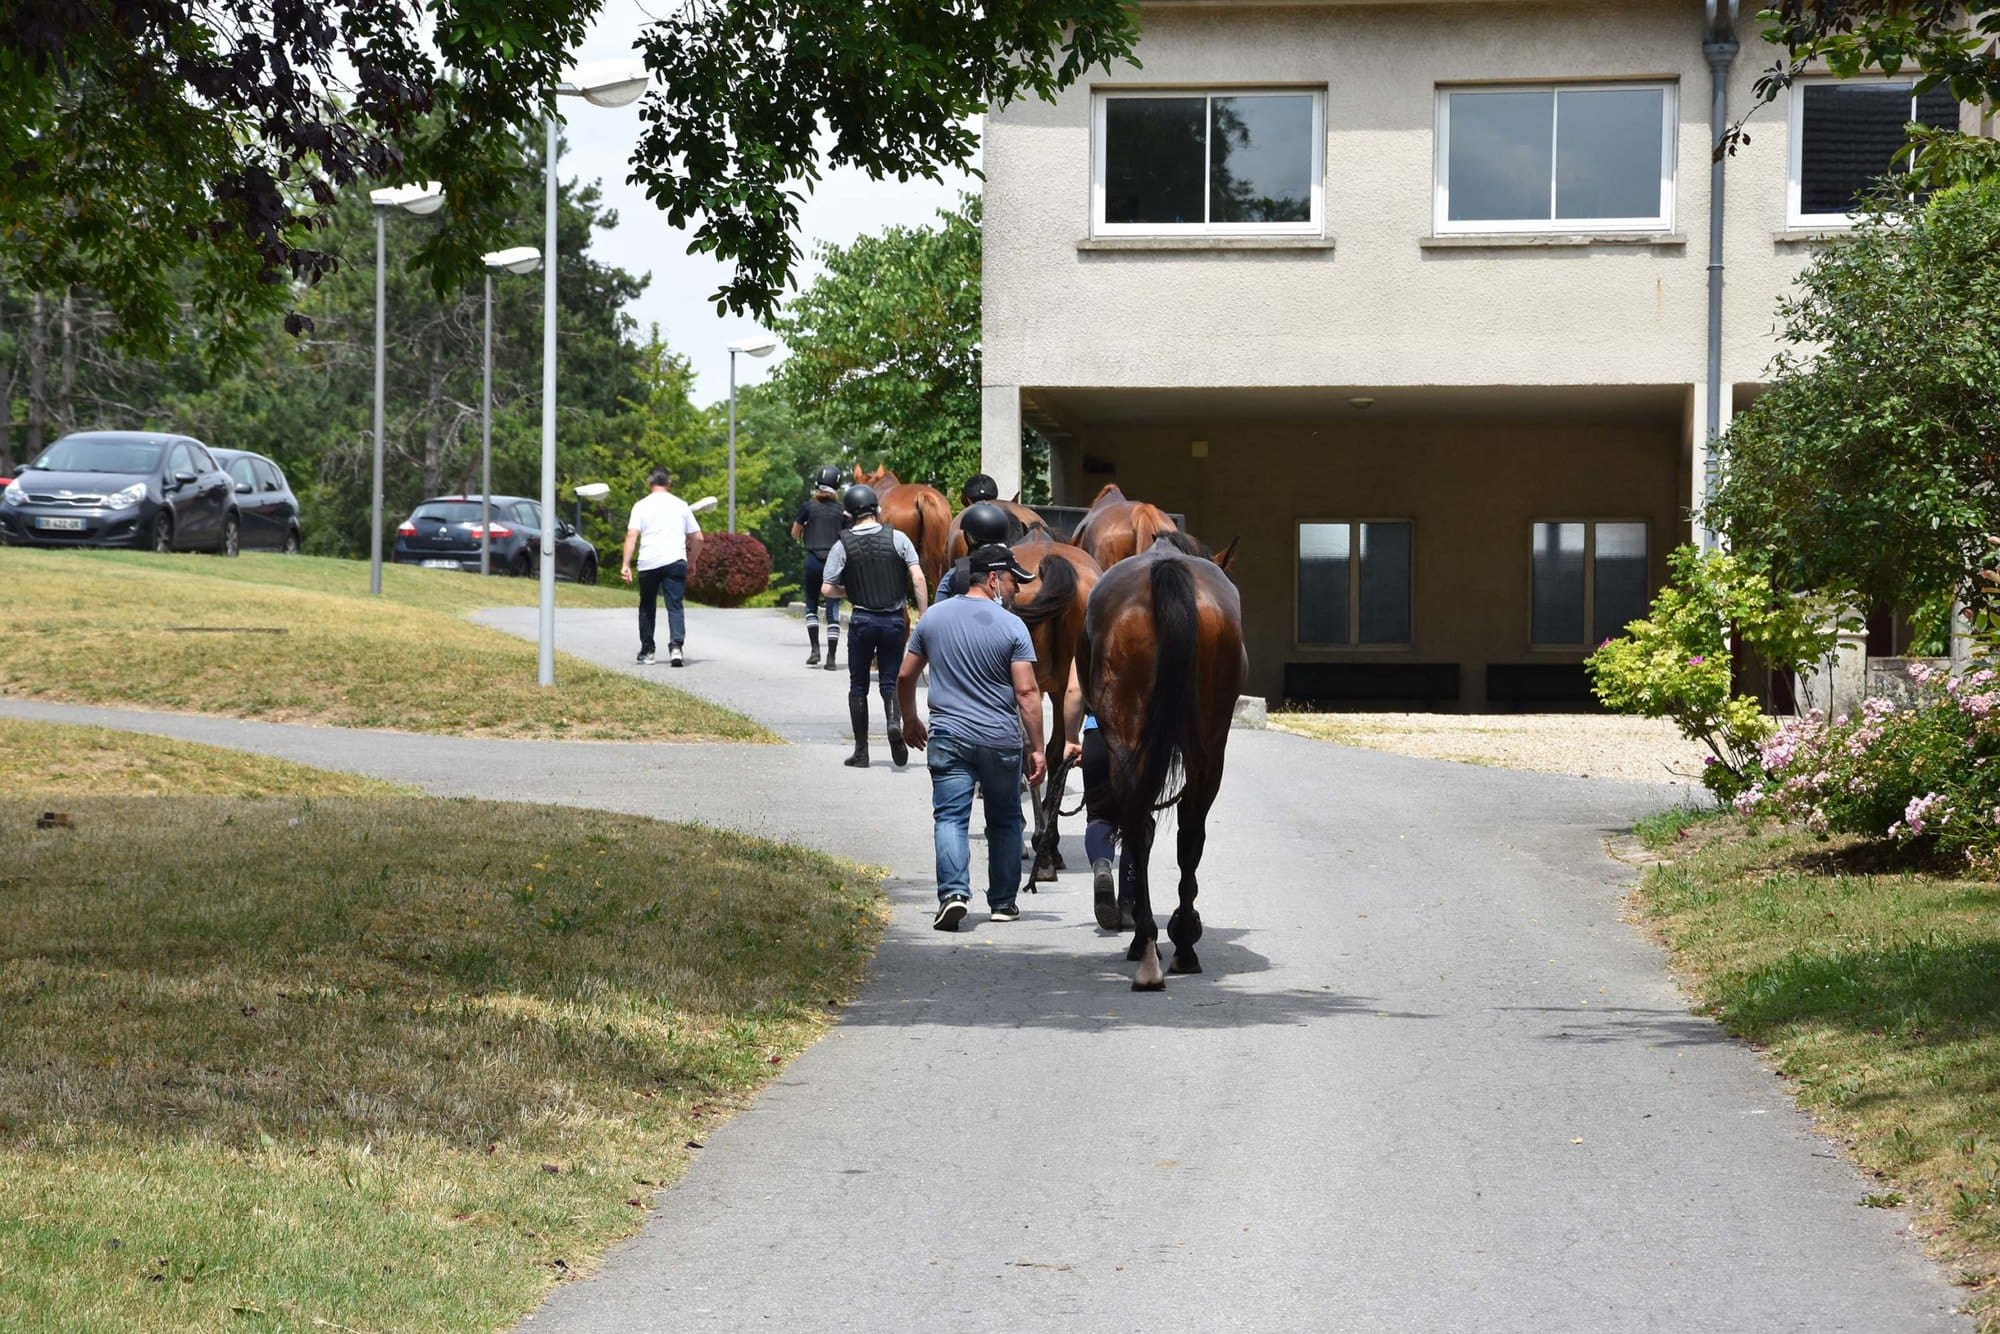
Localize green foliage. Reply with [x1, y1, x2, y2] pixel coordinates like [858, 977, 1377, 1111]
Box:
[1587, 547, 1844, 799]
[1706, 177, 2000, 611]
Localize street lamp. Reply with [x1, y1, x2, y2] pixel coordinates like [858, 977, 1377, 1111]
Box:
[537, 58, 649, 686]
[479, 246, 542, 576]
[572, 480, 609, 533]
[367, 181, 445, 596]
[727, 334, 779, 533]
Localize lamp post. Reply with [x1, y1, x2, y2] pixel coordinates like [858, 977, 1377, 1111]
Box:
[572, 480, 609, 535]
[726, 334, 779, 534]
[479, 246, 542, 576]
[367, 181, 445, 596]
[537, 59, 650, 687]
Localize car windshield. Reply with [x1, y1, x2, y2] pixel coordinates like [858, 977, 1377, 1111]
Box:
[32, 437, 165, 475]
[410, 502, 487, 524]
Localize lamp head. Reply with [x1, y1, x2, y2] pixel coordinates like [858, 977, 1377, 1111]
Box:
[483, 246, 543, 276]
[689, 496, 719, 514]
[370, 181, 446, 215]
[559, 59, 650, 108]
[728, 334, 780, 358]
[573, 482, 611, 500]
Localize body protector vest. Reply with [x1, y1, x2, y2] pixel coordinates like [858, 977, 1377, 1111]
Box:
[837, 527, 911, 613]
[940, 554, 974, 600]
[801, 497, 845, 555]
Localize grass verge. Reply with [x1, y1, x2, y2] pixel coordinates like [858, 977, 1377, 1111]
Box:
[0, 548, 771, 741]
[0, 722, 884, 1331]
[1639, 819, 2000, 1326]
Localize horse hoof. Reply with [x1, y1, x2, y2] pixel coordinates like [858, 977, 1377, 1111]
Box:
[1132, 976, 1166, 993]
[1032, 862, 1058, 883]
[1125, 937, 1153, 963]
[1133, 946, 1165, 991]
[1169, 951, 1202, 975]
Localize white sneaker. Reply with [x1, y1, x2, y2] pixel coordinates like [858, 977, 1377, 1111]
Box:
[669, 646, 685, 668]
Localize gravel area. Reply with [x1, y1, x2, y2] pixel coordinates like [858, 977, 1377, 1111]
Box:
[1271, 710, 1709, 787]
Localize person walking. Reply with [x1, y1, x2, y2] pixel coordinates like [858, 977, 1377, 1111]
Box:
[821, 483, 928, 768]
[1063, 658, 1134, 931]
[790, 465, 848, 668]
[897, 543, 1045, 931]
[620, 468, 703, 667]
[934, 500, 1012, 602]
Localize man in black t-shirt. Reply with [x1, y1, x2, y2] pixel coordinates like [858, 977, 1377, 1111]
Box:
[790, 465, 849, 668]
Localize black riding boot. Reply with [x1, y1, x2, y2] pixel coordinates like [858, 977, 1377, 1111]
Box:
[806, 622, 821, 667]
[882, 688, 908, 767]
[843, 694, 870, 768]
[824, 631, 840, 672]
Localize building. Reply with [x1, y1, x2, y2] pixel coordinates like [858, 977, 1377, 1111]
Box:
[980, 0, 1969, 708]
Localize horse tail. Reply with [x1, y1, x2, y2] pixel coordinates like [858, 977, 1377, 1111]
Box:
[1013, 550, 1077, 629]
[1128, 557, 1199, 829]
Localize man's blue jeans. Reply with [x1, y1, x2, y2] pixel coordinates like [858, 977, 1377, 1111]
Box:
[637, 560, 687, 654]
[927, 730, 1024, 908]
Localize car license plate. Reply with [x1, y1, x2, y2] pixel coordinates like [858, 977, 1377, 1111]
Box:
[35, 516, 85, 531]
[421, 559, 461, 569]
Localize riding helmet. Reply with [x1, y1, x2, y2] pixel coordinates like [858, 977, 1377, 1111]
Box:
[960, 501, 1010, 548]
[813, 464, 841, 492]
[960, 473, 999, 505]
[842, 483, 880, 518]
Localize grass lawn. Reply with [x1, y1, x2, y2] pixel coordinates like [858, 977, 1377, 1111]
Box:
[0, 719, 884, 1331]
[1638, 814, 2000, 1327]
[0, 548, 770, 741]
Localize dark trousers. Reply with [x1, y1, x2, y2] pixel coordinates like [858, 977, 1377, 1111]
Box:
[803, 551, 842, 628]
[1080, 725, 1135, 902]
[846, 608, 907, 696]
[637, 560, 687, 654]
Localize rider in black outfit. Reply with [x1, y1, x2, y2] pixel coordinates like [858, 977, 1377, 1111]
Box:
[961, 473, 999, 506]
[792, 465, 849, 668]
[822, 484, 929, 768]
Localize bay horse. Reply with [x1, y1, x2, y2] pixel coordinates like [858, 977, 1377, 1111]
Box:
[1005, 530, 1101, 881]
[855, 465, 952, 593]
[1077, 531, 1246, 991]
[1070, 483, 1239, 572]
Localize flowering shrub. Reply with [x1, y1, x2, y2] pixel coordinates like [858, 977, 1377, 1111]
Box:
[687, 532, 771, 607]
[1739, 666, 2000, 865]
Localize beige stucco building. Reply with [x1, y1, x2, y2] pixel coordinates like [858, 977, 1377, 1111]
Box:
[980, 0, 1964, 708]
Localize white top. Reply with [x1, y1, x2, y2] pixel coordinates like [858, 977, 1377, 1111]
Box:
[627, 490, 701, 570]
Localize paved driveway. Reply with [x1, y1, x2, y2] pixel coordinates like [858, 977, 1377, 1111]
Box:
[4, 603, 1967, 1331]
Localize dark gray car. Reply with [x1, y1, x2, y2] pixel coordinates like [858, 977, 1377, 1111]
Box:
[211, 448, 302, 553]
[1, 431, 239, 555]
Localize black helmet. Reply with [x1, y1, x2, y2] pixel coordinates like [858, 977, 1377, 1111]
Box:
[842, 483, 879, 518]
[961, 473, 998, 505]
[813, 465, 841, 491]
[960, 501, 1010, 547]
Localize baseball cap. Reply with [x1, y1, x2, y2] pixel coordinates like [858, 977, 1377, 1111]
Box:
[967, 543, 1036, 581]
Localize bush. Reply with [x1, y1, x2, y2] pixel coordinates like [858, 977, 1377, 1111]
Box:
[688, 532, 771, 607]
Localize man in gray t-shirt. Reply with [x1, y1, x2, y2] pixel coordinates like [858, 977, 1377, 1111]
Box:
[897, 543, 1046, 931]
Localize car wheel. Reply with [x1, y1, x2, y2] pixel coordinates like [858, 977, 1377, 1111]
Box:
[213, 513, 240, 557]
[509, 550, 531, 577]
[579, 557, 598, 586]
[282, 527, 301, 555]
[151, 513, 174, 554]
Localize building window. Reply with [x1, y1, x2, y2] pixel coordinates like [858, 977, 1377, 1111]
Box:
[1434, 83, 1676, 234]
[1093, 90, 1323, 235]
[1530, 521, 1649, 649]
[1788, 79, 1959, 227]
[1298, 521, 1412, 646]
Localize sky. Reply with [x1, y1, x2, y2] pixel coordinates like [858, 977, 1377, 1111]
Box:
[561, 1, 981, 405]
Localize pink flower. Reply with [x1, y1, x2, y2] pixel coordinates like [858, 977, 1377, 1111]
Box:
[1688, 655, 1705, 666]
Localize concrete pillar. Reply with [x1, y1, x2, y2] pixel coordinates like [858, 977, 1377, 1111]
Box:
[981, 384, 1022, 500]
[1689, 382, 1735, 548]
[1798, 608, 1868, 719]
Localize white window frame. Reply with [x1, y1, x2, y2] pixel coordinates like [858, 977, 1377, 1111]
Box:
[1786, 75, 1948, 229]
[1527, 518, 1650, 652]
[1294, 518, 1414, 650]
[1091, 88, 1326, 238]
[1433, 81, 1678, 236]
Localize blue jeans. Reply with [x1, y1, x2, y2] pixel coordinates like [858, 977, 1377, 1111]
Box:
[637, 560, 686, 653]
[927, 730, 1024, 908]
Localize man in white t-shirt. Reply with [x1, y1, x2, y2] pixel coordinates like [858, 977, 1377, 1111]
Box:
[620, 468, 704, 667]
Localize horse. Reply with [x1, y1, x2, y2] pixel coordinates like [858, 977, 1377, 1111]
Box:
[1077, 530, 1246, 991]
[1070, 483, 1239, 572]
[855, 465, 952, 594]
[1005, 530, 1102, 881]
[945, 498, 1047, 561]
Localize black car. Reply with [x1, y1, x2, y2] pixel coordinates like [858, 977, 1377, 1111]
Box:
[391, 494, 599, 582]
[1, 430, 240, 555]
[211, 448, 303, 553]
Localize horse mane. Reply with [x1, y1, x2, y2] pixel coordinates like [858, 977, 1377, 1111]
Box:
[1087, 483, 1126, 509]
[1152, 529, 1206, 558]
[1013, 549, 1078, 629]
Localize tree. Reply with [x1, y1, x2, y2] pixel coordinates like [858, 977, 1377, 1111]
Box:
[0, 0, 1138, 359]
[1704, 178, 2000, 614]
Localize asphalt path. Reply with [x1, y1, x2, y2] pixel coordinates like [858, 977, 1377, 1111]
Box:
[3, 602, 1967, 1331]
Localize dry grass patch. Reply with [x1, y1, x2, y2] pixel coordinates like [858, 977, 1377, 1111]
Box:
[1274, 709, 1704, 783]
[0, 789, 884, 1331]
[0, 717, 410, 798]
[0, 548, 769, 741]
[1641, 822, 2000, 1326]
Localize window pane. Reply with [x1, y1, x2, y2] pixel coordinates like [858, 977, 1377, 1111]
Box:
[1800, 82, 1918, 215]
[228, 459, 258, 488]
[1105, 97, 1208, 224]
[1298, 523, 1351, 644]
[1591, 523, 1649, 644]
[1211, 95, 1314, 223]
[1357, 522, 1412, 644]
[1915, 83, 1959, 132]
[1531, 522, 1586, 644]
[1447, 90, 1554, 222]
[1555, 88, 1663, 219]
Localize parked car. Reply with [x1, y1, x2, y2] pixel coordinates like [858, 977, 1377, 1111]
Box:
[1, 430, 239, 555]
[211, 448, 303, 553]
[391, 494, 599, 583]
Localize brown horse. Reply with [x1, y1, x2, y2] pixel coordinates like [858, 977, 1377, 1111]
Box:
[945, 498, 1047, 561]
[1006, 531, 1101, 881]
[856, 466, 951, 593]
[1070, 483, 1239, 572]
[1077, 531, 1246, 991]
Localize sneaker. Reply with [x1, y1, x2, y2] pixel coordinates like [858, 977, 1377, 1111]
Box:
[989, 902, 1021, 923]
[932, 897, 968, 932]
[636, 651, 656, 665]
[669, 646, 685, 668]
